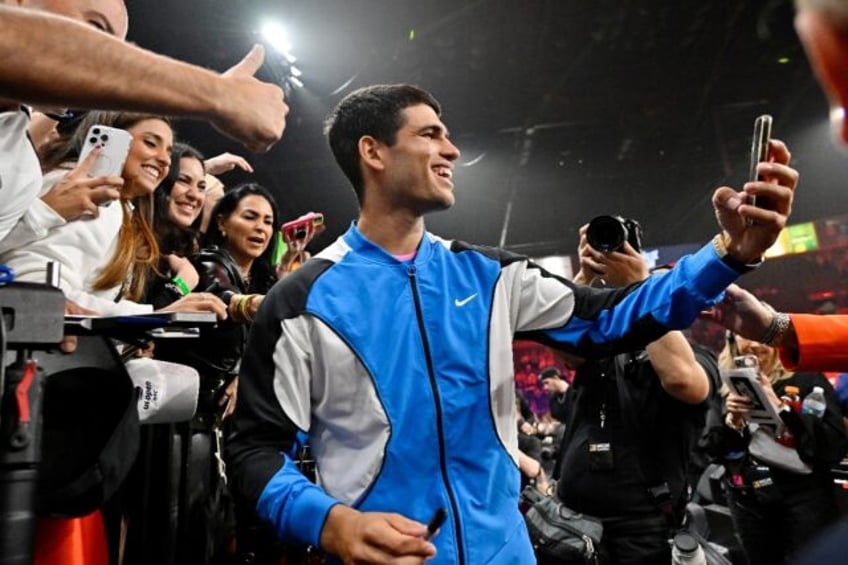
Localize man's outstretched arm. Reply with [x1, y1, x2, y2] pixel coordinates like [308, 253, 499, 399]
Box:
[0, 5, 287, 152]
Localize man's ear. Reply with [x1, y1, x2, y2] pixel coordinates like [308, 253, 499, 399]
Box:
[796, 10, 848, 142]
[358, 135, 386, 173]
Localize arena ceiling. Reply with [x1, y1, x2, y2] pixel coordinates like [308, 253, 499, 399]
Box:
[127, 0, 848, 256]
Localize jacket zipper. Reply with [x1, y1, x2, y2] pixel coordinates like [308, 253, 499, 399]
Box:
[408, 264, 465, 565]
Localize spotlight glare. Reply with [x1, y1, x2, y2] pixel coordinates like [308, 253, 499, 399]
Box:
[290, 65, 303, 77]
[261, 20, 292, 55]
[289, 76, 304, 88]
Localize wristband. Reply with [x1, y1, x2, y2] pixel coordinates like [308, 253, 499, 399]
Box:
[172, 276, 191, 296]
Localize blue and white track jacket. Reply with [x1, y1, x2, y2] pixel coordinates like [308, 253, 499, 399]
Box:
[227, 223, 742, 564]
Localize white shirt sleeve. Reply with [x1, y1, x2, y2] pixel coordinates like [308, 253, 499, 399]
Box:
[0, 198, 66, 255]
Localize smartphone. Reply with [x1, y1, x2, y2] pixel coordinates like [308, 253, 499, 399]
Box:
[747, 114, 773, 208]
[281, 212, 324, 241]
[77, 124, 133, 179]
[733, 354, 759, 370]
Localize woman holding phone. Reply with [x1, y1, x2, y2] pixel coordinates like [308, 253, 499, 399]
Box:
[0, 110, 225, 317]
[710, 329, 847, 564]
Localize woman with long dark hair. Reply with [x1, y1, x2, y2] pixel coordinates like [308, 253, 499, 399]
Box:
[145, 142, 208, 309]
[154, 182, 281, 563]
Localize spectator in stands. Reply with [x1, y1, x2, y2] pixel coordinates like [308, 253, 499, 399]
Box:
[146, 145, 255, 309]
[153, 183, 284, 562]
[225, 84, 796, 564]
[710, 329, 847, 564]
[0, 1, 286, 251]
[145, 143, 208, 309]
[539, 367, 570, 424]
[0, 110, 225, 317]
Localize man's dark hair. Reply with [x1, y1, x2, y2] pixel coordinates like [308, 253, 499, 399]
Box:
[538, 367, 562, 384]
[324, 84, 441, 204]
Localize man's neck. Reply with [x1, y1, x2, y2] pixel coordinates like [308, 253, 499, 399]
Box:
[357, 207, 425, 256]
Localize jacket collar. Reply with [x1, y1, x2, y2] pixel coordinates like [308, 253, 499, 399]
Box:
[342, 221, 434, 266]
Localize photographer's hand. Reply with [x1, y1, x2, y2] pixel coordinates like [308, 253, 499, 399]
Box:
[575, 225, 648, 287]
[601, 242, 649, 287]
[574, 225, 606, 285]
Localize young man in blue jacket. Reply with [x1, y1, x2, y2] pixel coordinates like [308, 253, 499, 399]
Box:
[226, 84, 797, 564]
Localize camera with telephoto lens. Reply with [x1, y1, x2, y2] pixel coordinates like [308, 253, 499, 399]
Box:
[586, 215, 643, 253]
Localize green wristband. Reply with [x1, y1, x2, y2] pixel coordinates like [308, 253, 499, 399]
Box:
[172, 276, 191, 296]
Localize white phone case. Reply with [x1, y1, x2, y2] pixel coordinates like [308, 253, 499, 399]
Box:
[77, 124, 133, 178]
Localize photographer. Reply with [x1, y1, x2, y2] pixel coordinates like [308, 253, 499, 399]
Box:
[548, 222, 720, 565]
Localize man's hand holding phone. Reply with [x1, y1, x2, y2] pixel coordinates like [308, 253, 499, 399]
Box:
[40, 146, 124, 221]
[712, 134, 799, 265]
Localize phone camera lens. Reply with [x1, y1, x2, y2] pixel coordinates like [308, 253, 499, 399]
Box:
[100, 134, 109, 142]
[92, 128, 100, 135]
[89, 137, 98, 144]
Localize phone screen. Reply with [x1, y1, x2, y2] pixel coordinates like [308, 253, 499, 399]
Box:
[747, 114, 773, 208]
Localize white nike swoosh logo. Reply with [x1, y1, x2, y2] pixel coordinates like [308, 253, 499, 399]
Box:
[454, 293, 478, 307]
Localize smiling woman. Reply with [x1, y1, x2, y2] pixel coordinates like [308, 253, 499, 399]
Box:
[144, 142, 208, 310]
[150, 182, 282, 562]
[0, 110, 172, 309]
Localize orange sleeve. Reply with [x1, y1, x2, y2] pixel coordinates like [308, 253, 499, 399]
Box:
[34, 512, 108, 565]
[779, 313, 848, 372]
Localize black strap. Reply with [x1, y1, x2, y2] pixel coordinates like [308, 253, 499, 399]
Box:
[613, 352, 678, 530]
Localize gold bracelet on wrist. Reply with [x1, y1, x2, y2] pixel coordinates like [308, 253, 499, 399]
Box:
[238, 294, 250, 322]
[244, 294, 257, 323]
[229, 294, 247, 322]
[712, 233, 763, 274]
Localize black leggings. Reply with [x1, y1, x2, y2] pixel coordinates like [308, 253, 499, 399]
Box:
[727, 473, 839, 565]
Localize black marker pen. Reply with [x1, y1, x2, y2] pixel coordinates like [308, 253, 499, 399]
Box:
[424, 507, 447, 541]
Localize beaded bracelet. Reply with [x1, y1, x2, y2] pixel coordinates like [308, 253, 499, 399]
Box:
[172, 276, 191, 296]
[761, 311, 791, 347]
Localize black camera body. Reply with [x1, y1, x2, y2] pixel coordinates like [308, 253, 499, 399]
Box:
[586, 215, 643, 253]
